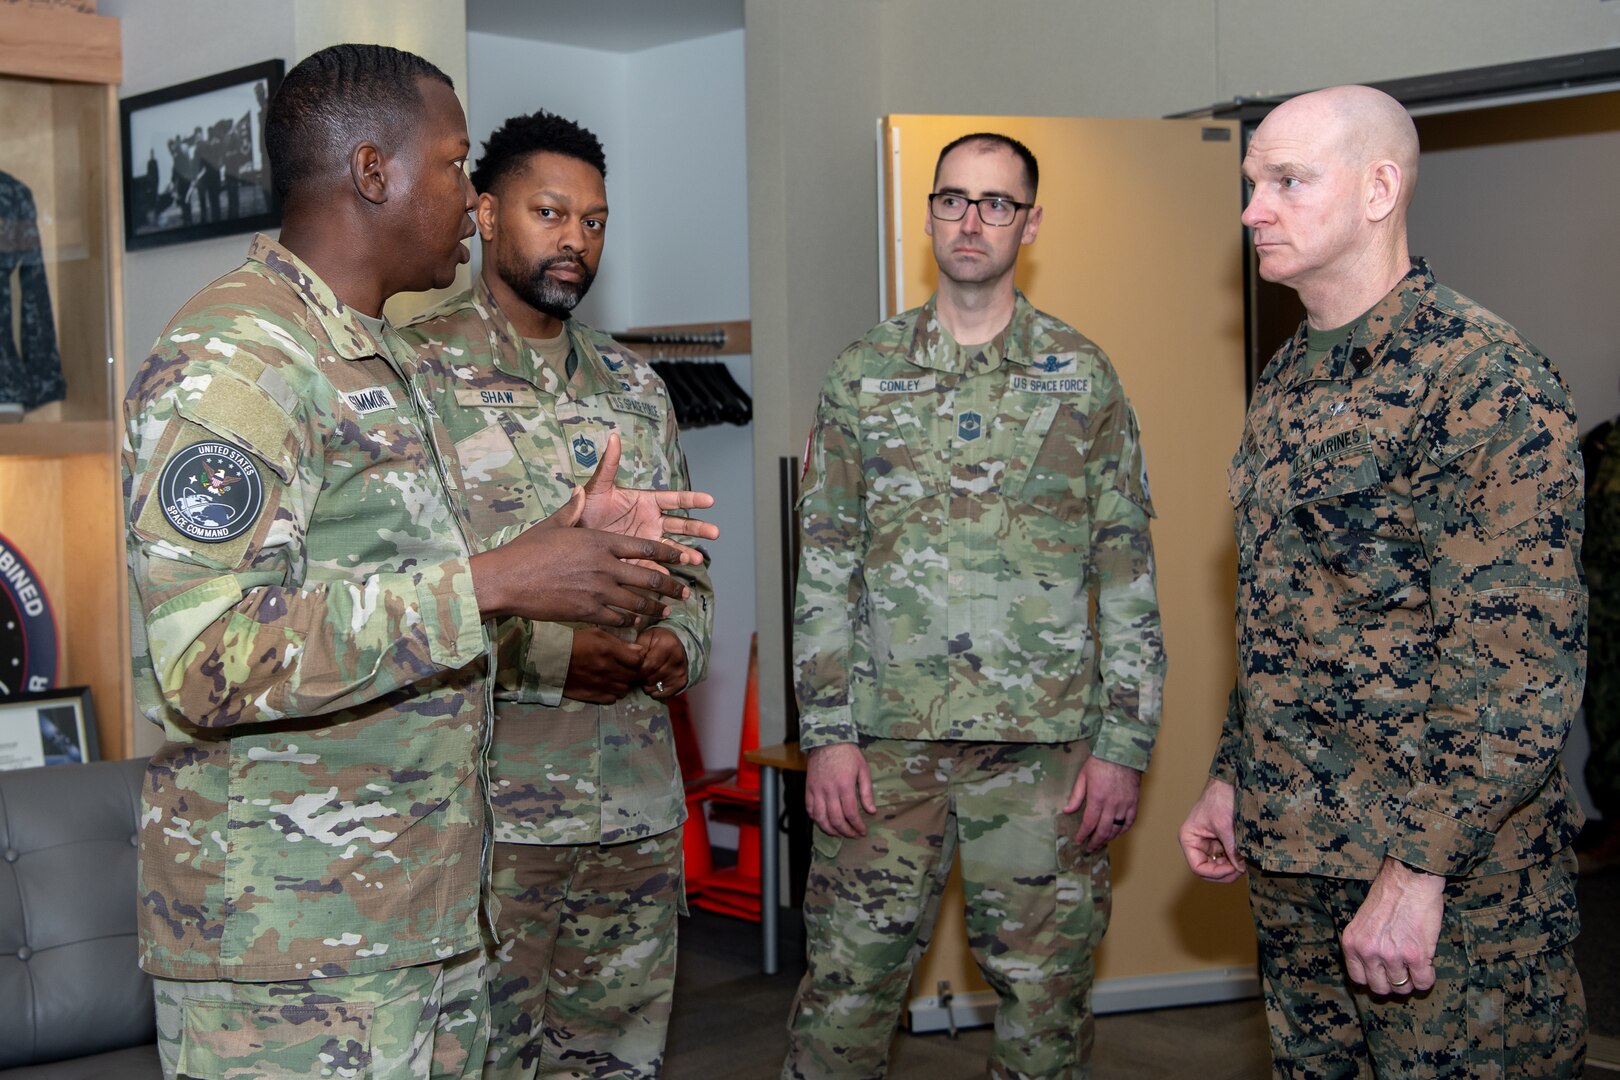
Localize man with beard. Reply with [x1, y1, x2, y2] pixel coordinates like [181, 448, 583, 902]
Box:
[784, 132, 1165, 1078]
[403, 110, 712, 1080]
[126, 48, 702, 1080]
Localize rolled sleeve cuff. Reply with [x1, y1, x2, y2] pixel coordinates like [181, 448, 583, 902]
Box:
[797, 705, 859, 751]
[414, 560, 485, 668]
[1091, 718, 1153, 772]
[1386, 793, 1493, 877]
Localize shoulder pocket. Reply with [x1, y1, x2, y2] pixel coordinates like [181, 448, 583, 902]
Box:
[174, 374, 298, 483]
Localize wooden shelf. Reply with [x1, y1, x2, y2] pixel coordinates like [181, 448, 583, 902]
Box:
[0, 420, 115, 458]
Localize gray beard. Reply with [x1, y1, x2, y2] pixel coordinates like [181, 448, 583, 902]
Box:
[502, 253, 594, 321]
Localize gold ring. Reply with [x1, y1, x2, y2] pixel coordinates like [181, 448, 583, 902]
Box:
[1389, 974, 1410, 987]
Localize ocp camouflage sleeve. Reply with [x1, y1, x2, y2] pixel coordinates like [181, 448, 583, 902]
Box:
[1082, 379, 1163, 770]
[1388, 343, 1587, 876]
[793, 346, 869, 750]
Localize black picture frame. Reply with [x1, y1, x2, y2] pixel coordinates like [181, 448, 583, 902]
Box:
[120, 60, 284, 251]
[0, 685, 97, 771]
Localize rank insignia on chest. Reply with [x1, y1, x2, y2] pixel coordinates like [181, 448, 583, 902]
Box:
[958, 410, 983, 442]
[573, 433, 599, 468]
[157, 440, 265, 544]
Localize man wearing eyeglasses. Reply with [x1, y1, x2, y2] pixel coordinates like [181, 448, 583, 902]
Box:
[785, 133, 1166, 1079]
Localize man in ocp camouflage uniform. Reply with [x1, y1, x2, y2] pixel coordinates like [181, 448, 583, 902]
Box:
[403, 110, 714, 1080]
[784, 133, 1165, 1080]
[1180, 85, 1587, 1078]
[125, 47, 697, 1080]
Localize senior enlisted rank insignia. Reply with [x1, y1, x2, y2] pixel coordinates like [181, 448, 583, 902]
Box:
[573, 433, 599, 468]
[958, 410, 983, 442]
[157, 440, 265, 544]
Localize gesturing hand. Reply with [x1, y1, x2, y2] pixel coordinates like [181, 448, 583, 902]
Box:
[579, 432, 719, 562]
[470, 490, 691, 628]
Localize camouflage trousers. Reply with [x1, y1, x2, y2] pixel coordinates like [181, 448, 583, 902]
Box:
[784, 739, 1109, 1080]
[1249, 849, 1586, 1079]
[153, 948, 487, 1080]
[484, 829, 684, 1080]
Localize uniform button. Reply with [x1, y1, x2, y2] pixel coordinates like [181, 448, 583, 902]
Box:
[15, 946, 30, 961]
[2, 849, 17, 863]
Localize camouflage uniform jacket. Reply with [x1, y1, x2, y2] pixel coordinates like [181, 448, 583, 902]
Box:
[124, 235, 492, 981]
[794, 292, 1165, 765]
[1215, 260, 1587, 881]
[402, 278, 712, 846]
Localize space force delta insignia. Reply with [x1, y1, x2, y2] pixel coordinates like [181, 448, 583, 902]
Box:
[0, 530, 58, 696]
[158, 440, 266, 544]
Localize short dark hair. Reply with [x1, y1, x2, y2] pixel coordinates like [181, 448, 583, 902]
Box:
[265, 43, 453, 199]
[470, 110, 607, 196]
[933, 132, 1039, 200]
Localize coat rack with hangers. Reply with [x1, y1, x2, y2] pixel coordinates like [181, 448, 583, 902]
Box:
[611, 319, 753, 430]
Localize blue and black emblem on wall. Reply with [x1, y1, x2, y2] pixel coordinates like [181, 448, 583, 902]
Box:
[0, 530, 58, 696]
[573, 433, 599, 469]
[157, 440, 265, 544]
[958, 410, 983, 442]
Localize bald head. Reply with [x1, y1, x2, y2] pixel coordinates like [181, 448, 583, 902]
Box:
[1265, 85, 1420, 210]
[1241, 85, 1420, 324]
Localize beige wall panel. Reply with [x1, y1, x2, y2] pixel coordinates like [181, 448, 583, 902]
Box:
[1214, 0, 1620, 100]
[884, 113, 1253, 986]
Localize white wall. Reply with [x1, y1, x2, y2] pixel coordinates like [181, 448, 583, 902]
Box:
[468, 29, 756, 843]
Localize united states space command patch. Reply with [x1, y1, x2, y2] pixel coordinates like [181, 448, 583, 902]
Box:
[0, 530, 58, 696]
[158, 440, 265, 543]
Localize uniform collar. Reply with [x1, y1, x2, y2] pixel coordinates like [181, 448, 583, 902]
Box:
[247, 233, 393, 362]
[472, 274, 622, 399]
[1284, 258, 1435, 386]
[906, 290, 1045, 375]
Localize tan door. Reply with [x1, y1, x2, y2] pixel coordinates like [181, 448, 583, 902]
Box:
[879, 114, 1254, 1012]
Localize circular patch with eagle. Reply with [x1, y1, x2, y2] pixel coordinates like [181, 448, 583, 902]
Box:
[157, 439, 265, 544]
[0, 530, 58, 698]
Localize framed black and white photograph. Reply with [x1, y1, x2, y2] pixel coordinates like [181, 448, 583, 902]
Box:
[120, 60, 283, 251]
[0, 685, 96, 771]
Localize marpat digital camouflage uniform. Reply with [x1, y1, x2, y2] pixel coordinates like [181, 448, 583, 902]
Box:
[1215, 260, 1587, 1077]
[403, 277, 712, 1080]
[787, 292, 1165, 1079]
[125, 235, 492, 1077]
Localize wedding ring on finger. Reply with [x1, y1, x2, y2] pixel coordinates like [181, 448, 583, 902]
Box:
[655, 681, 665, 694]
[1389, 974, 1411, 987]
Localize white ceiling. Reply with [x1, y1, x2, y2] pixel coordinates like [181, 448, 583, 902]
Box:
[467, 0, 745, 53]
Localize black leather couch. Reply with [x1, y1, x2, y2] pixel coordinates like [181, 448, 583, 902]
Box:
[0, 757, 160, 1077]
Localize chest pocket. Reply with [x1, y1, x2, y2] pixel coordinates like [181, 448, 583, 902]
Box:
[860, 398, 945, 527]
[1285, 445, 1422, 619]
[450, 401, 569, 545]
[1011, 400, 1088, 523]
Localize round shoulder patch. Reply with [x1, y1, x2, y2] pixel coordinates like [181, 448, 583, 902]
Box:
[0, 530, 58, 696]
[157, 440, 266, 544]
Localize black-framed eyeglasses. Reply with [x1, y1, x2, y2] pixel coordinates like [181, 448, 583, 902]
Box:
[927, 193, 1032, 227]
